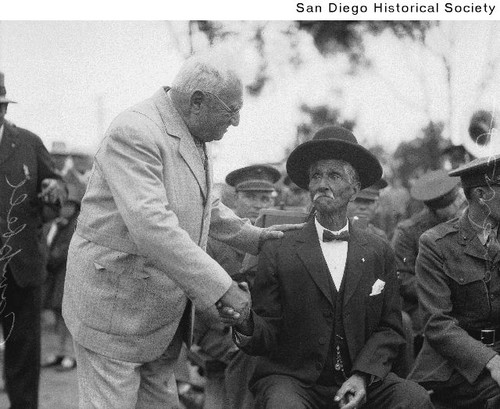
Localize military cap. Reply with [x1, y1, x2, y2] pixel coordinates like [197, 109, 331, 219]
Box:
[0, 72, 17, 104]
[286, 126, 382, 190]
[226, 164, 280, 192]
[449, 153, 500, 189]
[355, 178, 388, 201]
[410, 169, 461, 209]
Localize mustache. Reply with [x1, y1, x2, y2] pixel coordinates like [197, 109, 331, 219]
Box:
[313, 192, 335, 201]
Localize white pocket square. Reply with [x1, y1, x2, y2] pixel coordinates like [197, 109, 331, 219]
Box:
[369, 279, 385, 296]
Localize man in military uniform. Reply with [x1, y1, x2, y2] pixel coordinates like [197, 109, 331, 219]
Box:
[348, 178, 388, 240]
[392, 170, 465, 347]
[409, 155, 500, 408]
[194, 164, 281, 409]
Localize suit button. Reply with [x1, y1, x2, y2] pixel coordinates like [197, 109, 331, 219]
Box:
[459, 278, 465, 283]
[323, 310, 332, 318]
[490, 294, 495, 300]
[315, 362, 322, 370]
[318, 337, 327, 345]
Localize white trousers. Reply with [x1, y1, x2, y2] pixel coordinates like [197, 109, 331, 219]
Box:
[74, 332, 183, 409]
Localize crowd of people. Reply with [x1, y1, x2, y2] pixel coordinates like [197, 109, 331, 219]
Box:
[1, 48, 500, 409]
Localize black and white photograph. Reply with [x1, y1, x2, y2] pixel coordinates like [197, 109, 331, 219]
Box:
[1, 6, 500, 408]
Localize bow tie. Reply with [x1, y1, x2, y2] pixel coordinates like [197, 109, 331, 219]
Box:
[322, 230, 350, 242]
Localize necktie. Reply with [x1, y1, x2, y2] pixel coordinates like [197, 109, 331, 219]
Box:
[323, 230, 349, 242]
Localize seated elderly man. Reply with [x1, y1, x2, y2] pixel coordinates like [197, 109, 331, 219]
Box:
[409, 154, 500, 409]
[219, 126, 433, 409]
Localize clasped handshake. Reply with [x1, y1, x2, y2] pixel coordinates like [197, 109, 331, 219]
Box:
[216, 280, 253, 333]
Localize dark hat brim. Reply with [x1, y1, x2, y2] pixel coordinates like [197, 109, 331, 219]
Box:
[286, 139, 382, 190]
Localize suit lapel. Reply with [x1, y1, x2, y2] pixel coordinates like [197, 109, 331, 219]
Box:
[0, 125, 18, 166]
[296, 219, 334, 306]
[154, 88, 208, 201]
[343, 225, 369, 307]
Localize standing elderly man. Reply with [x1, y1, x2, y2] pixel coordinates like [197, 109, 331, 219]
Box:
[62, 52, 293, 409]
[409, 154, 500, 409]
[0, 72, 66, 409]
[221, 126, 433, 409]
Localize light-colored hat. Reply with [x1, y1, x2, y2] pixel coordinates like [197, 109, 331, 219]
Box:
[0, 72, 17, 104]
[411, 169, 461, 209]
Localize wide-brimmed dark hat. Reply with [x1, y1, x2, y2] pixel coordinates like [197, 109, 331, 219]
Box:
[226, 164, 281, 192]
[286, 126, 382, 190]
[0, 72, 17, 104]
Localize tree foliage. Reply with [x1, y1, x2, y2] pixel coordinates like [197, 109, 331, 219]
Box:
[392, 121, 447, 187]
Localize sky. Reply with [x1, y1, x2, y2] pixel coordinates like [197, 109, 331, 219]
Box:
[1, 16, 499, 182]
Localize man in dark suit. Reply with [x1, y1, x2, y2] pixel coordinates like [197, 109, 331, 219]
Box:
[409, 154, 500, 409]
[0, 72, 66, 409]
[220, 126, 433, 409]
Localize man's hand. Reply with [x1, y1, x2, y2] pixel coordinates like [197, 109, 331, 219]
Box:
[39, 178, 67, 205]
[334, 373, 367, 409]
[486, 355, 500, 387]
[260, 223, 305, 243]
[216, 281, 251, 326]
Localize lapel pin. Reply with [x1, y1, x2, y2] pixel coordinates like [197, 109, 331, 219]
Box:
[361, 257, 365, 263]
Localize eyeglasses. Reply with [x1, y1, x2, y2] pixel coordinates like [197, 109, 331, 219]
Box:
[204, 91, 241, 119]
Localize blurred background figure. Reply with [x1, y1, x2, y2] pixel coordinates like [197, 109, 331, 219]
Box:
[225, 164, 281, 225]
[192, 164, 280, 409]
[41, 181, 86, 372]
[392, 169, 465, 356]
[278, 175, 312, 212]
[376, 177, 411, 241]
[0, 72, 66, 409]
[40, 142, 92, 371]
[348, 178, 388, 240]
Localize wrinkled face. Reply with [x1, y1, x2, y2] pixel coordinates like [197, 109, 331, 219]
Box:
[234, 190, 275, 223]
[308, 159, 359, 215]
[191, 82, 243, 142]
[0, 104, 7, 128]
[348, 197, 378, 222]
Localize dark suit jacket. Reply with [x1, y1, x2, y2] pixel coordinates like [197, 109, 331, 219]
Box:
[238, 218, 404, 386]
[0, 122, 60, 287]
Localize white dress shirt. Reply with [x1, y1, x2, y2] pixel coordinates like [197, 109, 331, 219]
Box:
[314, 217, 349, 290]
[0, 123, 4, 146]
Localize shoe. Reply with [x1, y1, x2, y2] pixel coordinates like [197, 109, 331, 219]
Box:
[41, 354, 64, 368]
[55, 356, 77, 372]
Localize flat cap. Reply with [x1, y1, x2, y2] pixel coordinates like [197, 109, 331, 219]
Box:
[411, 169, 461, 209]
[226, 164, 280, 192]
[449, 153, 500, 189]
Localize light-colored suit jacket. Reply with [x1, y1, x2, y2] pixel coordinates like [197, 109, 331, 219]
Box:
[62, 87, 261, 362]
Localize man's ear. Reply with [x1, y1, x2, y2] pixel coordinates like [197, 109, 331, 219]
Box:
[190, 90, 205, 113]
[352, 182, 361, 196]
